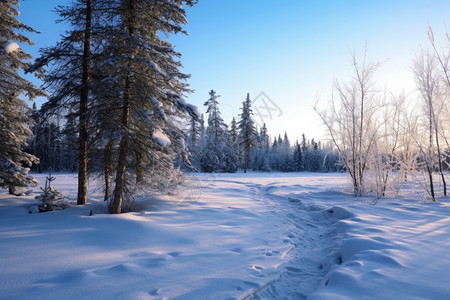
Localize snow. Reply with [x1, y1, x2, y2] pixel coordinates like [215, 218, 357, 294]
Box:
[4, 42, 19, 54]
[187, 103, 201, 118]
[152, 129, 171, 147]
[1, 172, 450, 299]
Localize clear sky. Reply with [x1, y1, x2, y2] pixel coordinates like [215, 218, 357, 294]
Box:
[18, 0, 450, 143]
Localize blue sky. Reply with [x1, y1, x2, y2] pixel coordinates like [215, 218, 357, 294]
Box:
[18, 0, 450, 142]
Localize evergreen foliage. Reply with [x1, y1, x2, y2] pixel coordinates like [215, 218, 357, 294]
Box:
[237, 93, 257, 172]
[200, 90, 237, 172]
[30, 0, 198, 213]
[36, 172, 69, 212]
[0, 0, 45, 194]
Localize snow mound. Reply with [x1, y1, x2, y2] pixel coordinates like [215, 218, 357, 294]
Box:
[152, 129, 171, 147]
[311, 197, 450, 299]
[187, 103, 201, 118]
[322, 206, 354, 220]
[4, 42, 19, 54]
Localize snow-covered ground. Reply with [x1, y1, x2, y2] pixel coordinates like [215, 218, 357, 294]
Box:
[1, 172, 449, 299]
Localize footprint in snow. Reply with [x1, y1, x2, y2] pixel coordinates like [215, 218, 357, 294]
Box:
[286, 266, 302, 273]
[265, 250, 280, 256]
[149, 288, 160, 296]
[249, 264, 265, 276]
[231, 247, 243, 253]
[168, 251, 180, 257]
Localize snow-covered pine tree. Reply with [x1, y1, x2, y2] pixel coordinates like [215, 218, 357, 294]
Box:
[36, 171, 69, 212]
[188, 115, 200, 153]
[0, 0, 45, 194]
[230, 117, 239, 161]
[260, 123, 270, 149]
[237, 93, 257, 173]
[309, 138, 321, 172]
[224, 125, 239, 173]
[30, 0, 109, 205]
[100, 0, 198, 213]
[293, 140, 303, 171]
[300, 133, 310, 171]
[202, 90, 224, 172]
[249, 123, 269, 171]
[201, 90, 237, 172]
[269, 134, 284, 171]
[280, 132, 293, 172]
[187, 114, 201, 170]
[258, 123, 271, 171]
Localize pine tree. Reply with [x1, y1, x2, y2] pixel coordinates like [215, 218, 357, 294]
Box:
[0, 1, 45, 194]
[310, 138, 321, 172]
[204, 90, 224, 142]
[280, 132, 293, 172]
[32, 1, 197, 213]
[293, 141, 303, 171]
[36, 172, 69, 212]
[258, 124, 271, 171]
[250, 123, 271, 171]
[301, 133, 310, 171]
[201, 90, 237, 172]
[30, 0, 109, 204]
[230, 117, 239, 159]
[104, 0, 198, 213]
[260, 123, 269, 149]
[237, 93, 257, 173]
[187, 114, 201, 170]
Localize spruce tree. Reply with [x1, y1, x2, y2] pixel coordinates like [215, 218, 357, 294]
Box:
[187, 114, 200, 170]
[30, 0, 108, 204]
[237, 93, 257, 173]
[230, 117, 239, 161]
[103, 0, 197, 213]
[293, 141, 303, 171]
[0, 0, 45, 194]
[258, 123, 271, 171]
[201, 90, 236, 172]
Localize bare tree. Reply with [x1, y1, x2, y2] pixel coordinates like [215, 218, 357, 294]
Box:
[369, 92, 406, 200]
[412, 48, 445, 201]
[427, 27, 450, 196]
[315, 47, 383, 196]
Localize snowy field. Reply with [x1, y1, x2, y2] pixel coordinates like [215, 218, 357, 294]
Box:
[1, 172, 450, 299]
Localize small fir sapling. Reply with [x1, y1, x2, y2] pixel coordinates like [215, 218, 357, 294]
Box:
[36, 172, 69, 212]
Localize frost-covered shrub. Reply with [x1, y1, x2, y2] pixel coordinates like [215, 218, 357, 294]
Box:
[36, 174, 69, 212]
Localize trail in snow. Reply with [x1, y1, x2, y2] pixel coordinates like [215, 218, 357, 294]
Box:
[241, 179, 350, 299]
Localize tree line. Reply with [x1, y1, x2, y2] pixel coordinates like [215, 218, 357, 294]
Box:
[186, 90, 341, 174]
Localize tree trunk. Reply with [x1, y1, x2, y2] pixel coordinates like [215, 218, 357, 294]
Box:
[8, 185, 15, 195]
[433, 115, 447, 196]
[135, 149, 144, 185]
[428, 98, 436, 201]
[111, 77, 131, 214]
[110, 0, 136, 214]
[77, 0, 92, 205]
[426, 161, 436, 201]
[103, 139, 113, 201]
